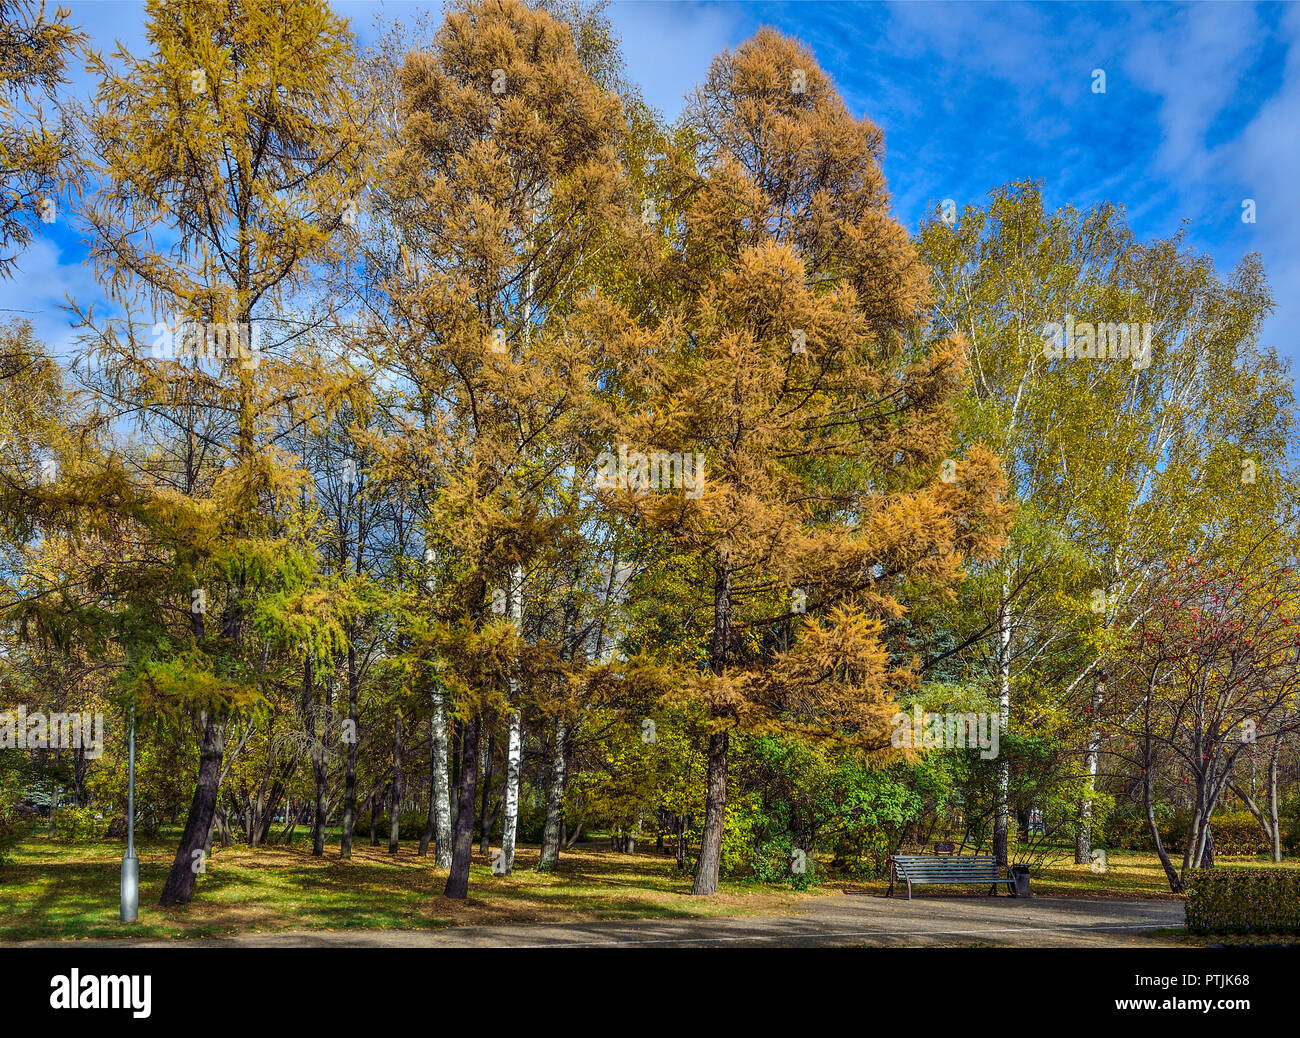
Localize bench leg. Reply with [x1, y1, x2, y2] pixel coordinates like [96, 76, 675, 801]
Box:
[989, 883, 997, 897]
[886, 879, 894, 898]
[906, 880, 912, 900]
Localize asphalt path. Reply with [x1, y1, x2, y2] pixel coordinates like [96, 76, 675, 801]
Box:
[15, 894, 1186, 948]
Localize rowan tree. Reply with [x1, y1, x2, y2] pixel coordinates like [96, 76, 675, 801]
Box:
[1113, 544, 1300, 890]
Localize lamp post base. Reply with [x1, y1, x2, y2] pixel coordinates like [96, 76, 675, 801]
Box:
[121, 851, 139, 922]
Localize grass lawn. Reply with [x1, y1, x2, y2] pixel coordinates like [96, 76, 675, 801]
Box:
[6, 828, 1292, 943]
[0, 830, 823, 942]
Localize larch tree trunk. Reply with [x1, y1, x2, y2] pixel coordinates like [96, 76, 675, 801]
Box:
[388, 711, 403, 855]
[693, 731, 729, 895]
[444, 715, 481, 899]
[536, 719, 566, 871]
[692, 549, 732, 896]
[160, 711, 225, 905]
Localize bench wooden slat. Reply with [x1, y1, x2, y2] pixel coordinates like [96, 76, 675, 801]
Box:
[896, 867, 1002, 874]
[904, 870, 1002, 876]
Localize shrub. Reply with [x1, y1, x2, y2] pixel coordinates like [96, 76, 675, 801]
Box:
[0, 807, 21, 868]
[50, 806, 103, 842]
[831, 833, 892, 879]
[351, 809, 429, 842]
[1108, 805, 1272, 856]
[1185, 867, 1300, 935]
[516, 799, 546, 844]
[0, 768, 28, 868]
[720, 795, 817, 888]
[749, 835, 817, 889]
[1167, 810, 1272, 857]
[1284, 815, 1300, 855]
[719, 794, 759, 879]
[1102, 804, 1159, 850]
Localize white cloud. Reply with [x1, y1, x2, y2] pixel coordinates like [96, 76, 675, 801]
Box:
[0, 238, 106, 360]
[606, 0, 745, 119]
[1214, 4, 1300, 363]
[1123, 3, 1265, 178]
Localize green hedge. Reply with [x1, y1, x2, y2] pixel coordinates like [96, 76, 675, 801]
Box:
[1185, 867, 1300, 935]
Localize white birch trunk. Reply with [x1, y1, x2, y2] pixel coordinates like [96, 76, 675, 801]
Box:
[501, 564, 524, 872]
[431, 690, 454, 869]
[1076, 718, 1100, 863]
[1076, 674, 1103, 863]
[994, 570, 1011, 866]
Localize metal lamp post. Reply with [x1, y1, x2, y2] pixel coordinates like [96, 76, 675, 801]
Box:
[120, 698, 138, 922]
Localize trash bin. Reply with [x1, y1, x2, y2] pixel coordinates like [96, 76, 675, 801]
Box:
[1011, 864, 1031, 897]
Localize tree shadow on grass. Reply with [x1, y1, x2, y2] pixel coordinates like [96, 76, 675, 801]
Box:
[4, 837, 814, 940]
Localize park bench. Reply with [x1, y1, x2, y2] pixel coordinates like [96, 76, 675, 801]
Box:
[887, 853, 1015, 899]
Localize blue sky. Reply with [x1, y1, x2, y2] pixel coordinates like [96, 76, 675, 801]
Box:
[5, 1, 1298, 374]
[599, 1, 1298, 368]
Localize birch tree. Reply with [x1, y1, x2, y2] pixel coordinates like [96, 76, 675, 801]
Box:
[918, 182, 1286, 864]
